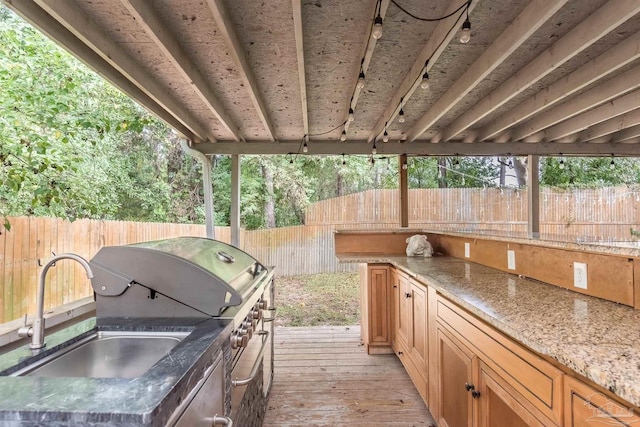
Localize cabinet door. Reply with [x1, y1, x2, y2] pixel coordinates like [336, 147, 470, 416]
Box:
[477, 361, 548, 427]
[565, 376, 640, 427]
[409, 280, 428, 376]
[436, 325, 475, 427]
[368, 265, 390, 347]
[396, 271, 411, 348]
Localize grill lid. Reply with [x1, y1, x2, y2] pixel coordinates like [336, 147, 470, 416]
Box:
[90, 237, 266, 317]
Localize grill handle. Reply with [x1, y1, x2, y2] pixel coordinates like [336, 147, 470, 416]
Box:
[263, 307, 277, 323]
[232, 330, 270, 387]
[211, 415, 233, 426]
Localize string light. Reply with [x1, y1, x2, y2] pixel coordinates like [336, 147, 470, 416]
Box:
[372, 15, 383, 39]
[302, 141, 308, 153]
[398, 97, 405, 123]
[610, 154, 615, 170]
[357, 70, 366, 89]
[383, 122, 389, 142]
[348, 107, 355, 122]
[420, 71, 430, 89]
[402, 158, 408, 170]
[340, 130, 347, 142]
[454, 155, 461, 169]
[342, 153, 346, 166]
[372, 140, 377, 155]
[460, 18, 471, 43]
[559, 154, 565, 169]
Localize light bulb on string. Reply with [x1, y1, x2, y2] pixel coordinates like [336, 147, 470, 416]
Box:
[342, 154, 346, 166]
[348, 107, 355, 122]
[340, 130, 347, 142]
[383, 130, 389, 142]
[610, 155, 616, 170]
[372, 141, 377, 155]
[454, 155, 461, 169]
[357, 71, 365, 89]
[372, 15, 383, 39]
[559, 154, 565, 170]
[302, 141, 308, 153]
[402, 160, 408, 170]
[460, 18, 471, 44]
[398, 109, 405, 123]
[420, 72, 430, 90]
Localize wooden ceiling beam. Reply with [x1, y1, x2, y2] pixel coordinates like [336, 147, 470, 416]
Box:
[291, 0, 308, 141]
[543, 89, 640, 141]
[579, 110, 640, 143]
[206, 0, 276, 141]
[344, 0, 390, 134]
[480, 31, 640, 142]
[367, 0, 475, 143]
[121, 0, 244, 141]
[439, 0, 640, 143]
[611, 124, 640, 143]
[511, 64, 640, 141]
[406, 0, 567, 142]
[193, 140, 640, 156]
[18, 0, 211, 142]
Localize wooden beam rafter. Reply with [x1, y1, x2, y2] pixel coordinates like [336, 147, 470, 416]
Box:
[406, 0, 567, 142]
[291, 0, 309, 140]
[206, 0, 275, 141]
[579, 110, 640, 143]
[193, 140, 640, 156]
[511, 64, 640, 141]
[543, 89, 640, 142]
[121, 0, 244, 141]
[611, 124, 640, 143]
[439, 0, 640, 143]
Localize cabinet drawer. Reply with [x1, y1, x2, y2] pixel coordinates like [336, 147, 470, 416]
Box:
[436, 297, 564, 425]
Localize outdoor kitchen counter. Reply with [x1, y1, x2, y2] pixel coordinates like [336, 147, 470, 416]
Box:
[339, 254, 640, 409]
[0, 317, 233, 426]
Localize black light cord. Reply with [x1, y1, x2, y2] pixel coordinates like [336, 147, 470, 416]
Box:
[390, 0, 469, 22]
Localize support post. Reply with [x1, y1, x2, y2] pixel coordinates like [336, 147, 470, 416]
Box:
[231, 154, 241, 247]
[399, 154, 408, 228]
[527, 154, 540, 238]
[180, 139, 214, 239]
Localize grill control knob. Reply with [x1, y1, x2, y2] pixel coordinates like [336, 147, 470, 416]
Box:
[240, 325, 252, 339]
[230, 333, 248, 349]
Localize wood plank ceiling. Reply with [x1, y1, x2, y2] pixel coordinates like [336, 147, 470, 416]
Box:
[4, 0, 640, 157]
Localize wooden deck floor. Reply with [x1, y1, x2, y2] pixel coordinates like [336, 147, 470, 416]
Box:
[263, 326, 435, 427]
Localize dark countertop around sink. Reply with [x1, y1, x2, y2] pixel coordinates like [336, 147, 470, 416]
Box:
[340, 254, 640, 409]
[0, 317, 233, 426]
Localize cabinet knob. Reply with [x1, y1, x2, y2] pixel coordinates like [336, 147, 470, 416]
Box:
[405, 292, 412, 298]
[465, 382, 475, 392]
[471, 391, 481, 399]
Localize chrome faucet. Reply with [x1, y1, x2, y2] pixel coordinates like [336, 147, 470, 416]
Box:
[18, 253, 94, 350]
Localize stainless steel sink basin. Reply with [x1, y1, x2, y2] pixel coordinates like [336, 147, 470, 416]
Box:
[12, 331, 189, 378]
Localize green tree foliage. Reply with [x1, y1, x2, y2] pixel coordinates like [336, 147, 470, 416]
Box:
[540, 157, 640, 187]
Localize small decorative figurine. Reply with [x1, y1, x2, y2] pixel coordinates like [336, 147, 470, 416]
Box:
[405, 234, 433, 257]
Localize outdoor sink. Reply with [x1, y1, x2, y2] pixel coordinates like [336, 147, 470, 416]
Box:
[11, 331, 189, 379]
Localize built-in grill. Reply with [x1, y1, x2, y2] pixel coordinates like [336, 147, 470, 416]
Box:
[89, 236, 275, 425]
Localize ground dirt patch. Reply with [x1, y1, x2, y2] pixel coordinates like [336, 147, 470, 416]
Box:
[274, 272, 360, 327]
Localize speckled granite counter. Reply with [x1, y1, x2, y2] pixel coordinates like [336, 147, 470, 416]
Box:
[0, 317, 233, 426]
[340, 254, 640, 409]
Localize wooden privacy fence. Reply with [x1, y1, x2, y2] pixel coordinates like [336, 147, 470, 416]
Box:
[2, 186, 640, 323]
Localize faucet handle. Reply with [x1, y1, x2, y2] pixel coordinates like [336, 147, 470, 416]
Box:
[18, 314, 33, 338]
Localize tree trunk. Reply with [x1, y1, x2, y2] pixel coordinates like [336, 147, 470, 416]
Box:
[336, 170, 344, 197]
[261, 162, 276, 228]
[513, 157, 527, 187]
[499, 157, 506, 187]
[438, 157, 448, 188]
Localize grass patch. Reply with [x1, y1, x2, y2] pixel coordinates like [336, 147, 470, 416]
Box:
[274, 272, 360, 327]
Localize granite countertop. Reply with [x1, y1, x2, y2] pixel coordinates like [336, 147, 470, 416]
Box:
[340, 254, 640, 409]
[0, 317, 233, 426]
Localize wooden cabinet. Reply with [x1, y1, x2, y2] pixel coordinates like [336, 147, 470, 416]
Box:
[432, 295, 563, 427]
[564, 376, 640, 427]
[391, 269, 428, 402]
[360, 264, 392, 354]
